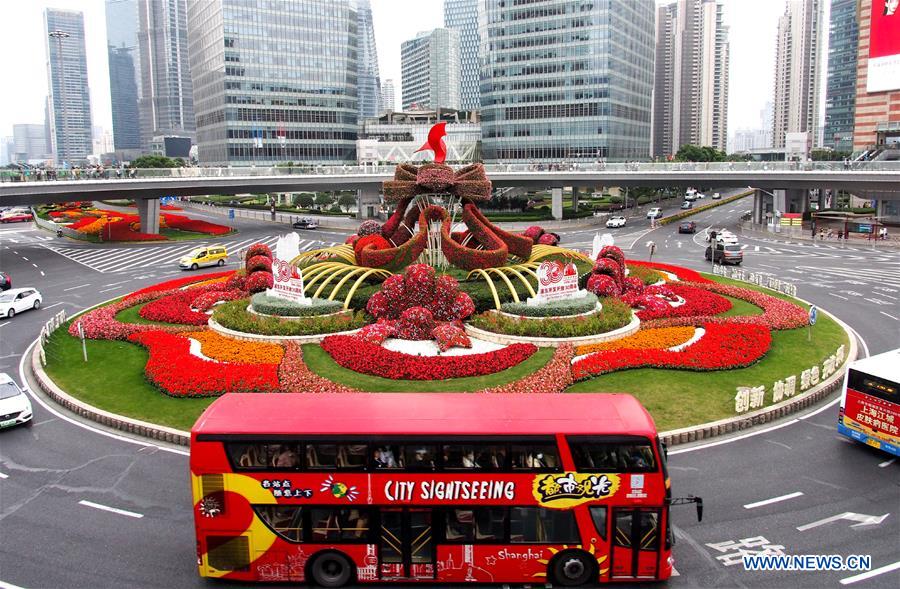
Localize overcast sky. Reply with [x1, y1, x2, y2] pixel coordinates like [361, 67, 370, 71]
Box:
[0, 0, 817, 144]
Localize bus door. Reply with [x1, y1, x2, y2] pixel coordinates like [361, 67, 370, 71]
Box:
[379, 508, 435, 580]
[611, 508, 661, 580]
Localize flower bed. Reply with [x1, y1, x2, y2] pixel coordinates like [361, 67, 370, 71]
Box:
[278, 342, 359, 393]
[572, 322, 771, 380]
[624, 264, 664, 286]
[162, 214, 232, 235]
[69, 292, 195, 341]
[633, 284, 732, 320]
[575, 326, 696, 356]
[320, 335, 537, 380]
[213, 299, 368, 336]
[184, 330, 284, 364]
[125, 271, 233, 301]
[139, 285, 228, 325]
[478, 344, 574, 394]
[500, 292, 599, 318]
[250, 293, 344, 317]
[627, 260, 714, 283]
[128, 330, 279, 396]
[469, 297, 632, 338]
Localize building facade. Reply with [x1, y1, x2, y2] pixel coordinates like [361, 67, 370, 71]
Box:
[652, 0, 729, 159]
[106, 0, 143, 150]
[187, 0, 360, 165]
[380, 78, 396, 113]
[852, 0, 900, 152]
[401, 28, 460, 110]
[772, 0, 824, 149]
[823, 0, 858, 152]
[139, 0, 195, 147]
[357, 0, 381, 119]
[12, 124, 51, 163]
[45, 8, 94, 164]
[479, 0, 655, 162]
[357, 109, 481, 163]
[444, 0, 481, 111]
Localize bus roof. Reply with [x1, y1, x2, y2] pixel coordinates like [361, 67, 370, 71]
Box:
[850, 348, 900, 382]
[192, 393, 658, 438]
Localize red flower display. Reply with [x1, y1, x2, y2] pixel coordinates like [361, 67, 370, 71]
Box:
[192, 288, 246, 312]
[598, 245, 625, 268]
[522, 226, 544, 244]
[345, 234, 360, 245]
[572, 322, 772, 379]
[245, 243, 273, 262]
[432, 323, 472, 352]
[124, 271, 234, 301]
[162, 214, 231, 235]
[69, 291, 195, 341]
[538, 233, 560, 246]
[586, 274, 621, 297]
[480, 344, 574, 394]
[366, 264, 475, 323]
[633, 283, 732, 320]
[354, 234, 392, 257]
[622, 276, 645, 294]
[627, 260, 714, 283]
[128, 330, 278, 396]
[246, 271, 274, 293]
[396, 306, 436, 340]
[246, 255, 273, 273]
[279, 342, 359, 393]
[357, 220, 383, 237]
[321, 335, 537, 380]
[139, 284, 229, 325]
[357, 322, 398, 345]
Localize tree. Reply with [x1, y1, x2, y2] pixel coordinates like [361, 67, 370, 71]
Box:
[673, 144, 727, 162]
[129, 155, 179, 168]
[296, 193, 315, 209]
[811, 149, 851, 161]
[338, 194, 357, 212]
[314, 193, 334, 208]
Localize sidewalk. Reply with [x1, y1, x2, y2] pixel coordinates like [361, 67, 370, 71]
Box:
[738, 222, 900, 250]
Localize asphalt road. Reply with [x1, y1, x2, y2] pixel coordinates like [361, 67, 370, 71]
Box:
[0, 196, 897, 589]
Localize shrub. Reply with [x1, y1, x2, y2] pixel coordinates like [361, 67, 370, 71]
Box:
[250, 293, 343, 317]
[625, 264, 663, 286]
[538, 233, 560, 246]
[586, 274, 620, 297]
[213, 300, 368, 336]
[470, 298, 632, 338]
[245, 243, 272, 262]
[246, 255, 273, 273]
[246, 271, 274, 293]
[357, 220, 382, 236]
[501, 292, 599, 317]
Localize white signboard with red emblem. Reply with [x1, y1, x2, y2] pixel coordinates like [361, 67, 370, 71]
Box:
[268, 233, 311, 304]
[529, 260, 581, 304]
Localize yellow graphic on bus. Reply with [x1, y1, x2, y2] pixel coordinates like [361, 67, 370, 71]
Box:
[532, 472, 621, 508]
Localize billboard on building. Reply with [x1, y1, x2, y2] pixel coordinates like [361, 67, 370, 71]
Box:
[867, 0, 900, 92]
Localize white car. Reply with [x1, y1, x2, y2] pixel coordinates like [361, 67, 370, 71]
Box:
[0, 287, 42, 319]
[697, 193, 705, 199]
[0, 373, 33, 428]
[647, 207, 662, 219]
[606, 215, 627, 228]
[711, 192, 721, 200]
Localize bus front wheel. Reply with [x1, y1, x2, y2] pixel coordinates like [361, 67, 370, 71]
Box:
[309, 551, 354, 588]
[551, 550, 595, 587]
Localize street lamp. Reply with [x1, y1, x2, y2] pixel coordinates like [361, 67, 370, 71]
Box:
[48, 29, 70, 167]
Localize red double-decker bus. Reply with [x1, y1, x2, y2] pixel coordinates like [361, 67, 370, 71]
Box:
[190, 393, 701, 587]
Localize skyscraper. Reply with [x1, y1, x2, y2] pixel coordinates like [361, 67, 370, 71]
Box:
[140, 0, 195, 147]
[106, 0, 142, 150]
[444, 0, 480, 111]
[380, 79, 396, 113]
[45, 8, 93, 164]
[823, 0, 858, 152]
[852, 0, 900, 153]
[401, 28, 460, 110]
[187, 0, 360, 165]
[652, 0, 729, 158]
[357, 0, 381, 119]
[479, 0, 655, 162]
[772, 0, 824, 149]
[12, 124, 51, 162]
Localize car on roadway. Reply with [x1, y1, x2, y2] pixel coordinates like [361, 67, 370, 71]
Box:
[0, 373, 33, 429]
[292, 217, 319, 230]
[0, 287, 42, 319]
[605, 215, 627, 228]
[705, 242, 743, 265]
[0, 271, 10, 291]
[716, 232, 739, 245]
[711, 192, 721, 200]
[678, 221, 697, 234]
[680, 201, 693, 210]
[0, 210, 33, 223]
[696, 193, 705, 199]
[647, 207, 662, 219]
[179, 246, 228, 270]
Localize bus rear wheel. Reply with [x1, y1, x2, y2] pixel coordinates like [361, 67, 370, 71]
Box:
[309, 551, 354, 588]
[552, 550, 595, 587]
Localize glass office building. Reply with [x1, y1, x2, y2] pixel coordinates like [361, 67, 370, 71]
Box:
[106, 0, 142, 150]
[444, 0, 481, 111]
[187, 0, 359, 165]
[823, 0, 857, 152]
[479, 0, 655, 162]
[357, 0, 381, 118]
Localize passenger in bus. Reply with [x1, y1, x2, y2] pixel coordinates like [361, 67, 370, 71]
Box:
[274, 445, 300, 468]
[462, 450, 478, 468]
[238, 445, 263, 468]
[410, 448, 434, 470]
[627, 447, 652, 469]
[374, 446, 397, 468]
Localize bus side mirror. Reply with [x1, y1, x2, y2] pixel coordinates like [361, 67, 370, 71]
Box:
[661, 441, 668, 459]
[696, 497, 703, 522]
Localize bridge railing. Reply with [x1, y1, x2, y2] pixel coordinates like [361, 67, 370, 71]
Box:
[3, 160, 900, 183]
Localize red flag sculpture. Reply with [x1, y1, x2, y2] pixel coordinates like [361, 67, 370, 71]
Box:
[414, 122, 448, 163]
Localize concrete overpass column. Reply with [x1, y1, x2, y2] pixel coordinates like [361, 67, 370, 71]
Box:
[571, 187, 580, 212]
[753, 190, 765, 225]
[356, 187, 381, 220]
[551, 187, 563, 220]
[774, 190, 789, 216]
[137, 198, 160, 234]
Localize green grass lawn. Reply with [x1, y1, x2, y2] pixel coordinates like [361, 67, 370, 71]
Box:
[42, 324, 215, 431]
[302, 344, 554, 392]
[718, 294, 764, 317]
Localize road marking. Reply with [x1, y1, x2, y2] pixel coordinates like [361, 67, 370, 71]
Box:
[31, 263, 37, 268]
[20, 257, 28, 261]
[0, 472, 7, 479]
[880, 311, 898, 321]
[42, 302, 64, 310]
[797, 512, 889, 531]
[78, 500, 144, 519]
[840, 560, 900, 585]
[669, 419, 799, 455]
[829, 293, 849, 300]
[743, 491, 804, 509]
[671, 566, 680, 576]
[62, 284, 90, 291]
[98, 286, 124, 293]
[40, 271, 44, 276]
[879, 458, 896, 468]
[0, 322, 9, 329]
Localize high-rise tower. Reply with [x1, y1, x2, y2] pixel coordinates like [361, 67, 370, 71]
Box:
[444, 0, 480, 111]
[45, 8, 93, 163]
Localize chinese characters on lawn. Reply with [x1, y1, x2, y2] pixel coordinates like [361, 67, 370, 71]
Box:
[734, 345, 845, 414]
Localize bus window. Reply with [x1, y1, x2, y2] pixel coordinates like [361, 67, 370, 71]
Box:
[589, 506, 608, 540]
[445, 509, 475, 542]
[227, 443, 301, 470]
[444, 508, 507, 542]
[443, 444, 506, 469]
[310, 508, 371, 542]
[404, 445, 437, 471]
[569, 438, 657, 472]
[306, 443, 368, 469]
[510, 443, 560, 471]
[510, 507, 579, 543]
[373, 444, 403, 469]
[254, 505, 303, 542]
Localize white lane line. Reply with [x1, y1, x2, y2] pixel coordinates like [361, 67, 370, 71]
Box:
[669, 419, 800, 455]
[0, 472, 8, 479]
[880, 311, 898, 321]
[21, 257, 28, 261]
[840, 560, 900, 585]
[63, 284, 90, 291]
[78, 500, 144, 519]
[40, 271, 44, 276]
[31, 263, 37, 268]
[798, 397, 840, 420]
[879, 458, 896, 468]
[42, 302, 64, 310]
[743, 491, 804, 509]
[671, 566, 680, 576]
[0, 322, 9, 329]
[829, 293, 849, 300]
[98, 286, 124, 293]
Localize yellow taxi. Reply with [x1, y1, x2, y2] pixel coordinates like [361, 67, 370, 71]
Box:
[179, 246, 228, 270]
